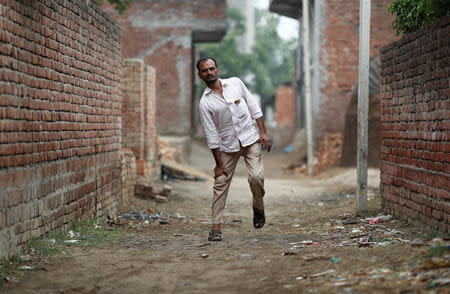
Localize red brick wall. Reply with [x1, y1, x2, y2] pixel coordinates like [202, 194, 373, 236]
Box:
[317, 0, 398, 140]
[103, 0, 227, 136]
[0, 0, 122, 258]
[380, 15, 450, 232]
[274, 84, 296, 147]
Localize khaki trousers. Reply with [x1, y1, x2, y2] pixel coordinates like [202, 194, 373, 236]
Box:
[212, 141, 265, 224]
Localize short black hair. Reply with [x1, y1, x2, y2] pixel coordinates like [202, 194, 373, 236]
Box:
[196, 57, 218, 71]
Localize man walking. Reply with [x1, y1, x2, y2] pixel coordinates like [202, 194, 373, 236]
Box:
[197, 57, 271, 241]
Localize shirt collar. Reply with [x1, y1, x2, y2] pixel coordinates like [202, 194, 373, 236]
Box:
[205, 78, 228, 95]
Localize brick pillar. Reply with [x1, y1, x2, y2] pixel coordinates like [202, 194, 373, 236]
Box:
[122, 59, 145, 160]
[143, 66, 157, 169]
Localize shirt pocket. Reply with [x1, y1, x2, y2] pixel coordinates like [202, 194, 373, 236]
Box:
[231, 99, 247, 118]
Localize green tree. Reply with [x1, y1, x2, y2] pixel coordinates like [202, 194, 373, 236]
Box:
[93, 0, 133, 15]
[198, 8, 297, 102]
[199, 8, 253, 81]
[250, 9, 296, 101]
[389, 0, 450, 35]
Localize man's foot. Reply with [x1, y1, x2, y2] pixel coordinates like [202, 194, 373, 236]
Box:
[208, 224, 222, 241]
[208, 229, 222, 241]
[253, 207, 265, 229]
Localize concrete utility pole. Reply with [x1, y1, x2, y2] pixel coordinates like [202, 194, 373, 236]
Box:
[356, 0, 371, 211]
[303, 0, 314, 175]
[296, 21, 303, 130]
[312, 0, 320, 144]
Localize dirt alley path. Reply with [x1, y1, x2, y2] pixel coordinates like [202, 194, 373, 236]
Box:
[2, 141, 449, 294]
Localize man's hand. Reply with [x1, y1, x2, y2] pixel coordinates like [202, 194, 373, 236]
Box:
[214, 164, 227, 179]
[260, 133, 272, 152]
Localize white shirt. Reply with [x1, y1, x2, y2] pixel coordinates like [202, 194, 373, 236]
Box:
[199, 77, 263, 153]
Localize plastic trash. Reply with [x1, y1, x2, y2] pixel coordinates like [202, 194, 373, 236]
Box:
[284, 144, 292, 153]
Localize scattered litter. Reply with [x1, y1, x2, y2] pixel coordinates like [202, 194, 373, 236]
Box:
[240, 254, 252, 259]
[259, 277, 269, 281]
[410, 238, 424, 246]
[296, 276, 305, 280]
[108, 210, 172, 228]
[342, 219, 359, 225]
[310, 269, 336, 278]
[303, 254, 329, 261]
[48, 238, 56, 244]
[19, 266, 33, 270]
[292, 224, 300, 228]
[284, 144, 292, 153]
[429, 278, 450, 288]
[369, 218, 381, 224]
[65, 239, 79, 244]
[201, 253, 209, 259]
[330, 257, 340, 263]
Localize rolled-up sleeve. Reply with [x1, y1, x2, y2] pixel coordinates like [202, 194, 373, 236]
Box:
[239, 79, 262, 120]
[199, 102, 220, 149]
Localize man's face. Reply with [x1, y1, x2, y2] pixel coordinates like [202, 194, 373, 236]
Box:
[197, 59, 219, 85]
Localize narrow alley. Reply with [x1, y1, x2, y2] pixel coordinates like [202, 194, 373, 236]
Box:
[2, 141, 448, 293]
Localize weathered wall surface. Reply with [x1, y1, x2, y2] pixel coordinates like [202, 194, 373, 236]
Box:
[317, 0, 398, 142]
[103, 0, 227, 136]
[120, 149, 136, 205]
[0, 0, 122, 258]
[380, 15, 449, 232]
[274, 84, 296, 148]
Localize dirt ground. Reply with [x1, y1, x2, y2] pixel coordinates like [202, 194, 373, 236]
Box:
[2, 141, 449, 294]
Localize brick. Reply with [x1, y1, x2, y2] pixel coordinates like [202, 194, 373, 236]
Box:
[0, 0, 122, 259]
[380, 15, 450, 233]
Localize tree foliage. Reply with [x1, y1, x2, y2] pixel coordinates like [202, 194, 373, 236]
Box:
[250, 9, 296, 101]
[389, 0, 450, 35]
[93, 0, 133, 15]
[198, 8, 296, 102]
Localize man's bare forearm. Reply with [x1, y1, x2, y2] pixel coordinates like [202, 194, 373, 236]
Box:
[211, 148, 224, 167]
[255, 116, 272, 152]
[256, 116, 267, 135]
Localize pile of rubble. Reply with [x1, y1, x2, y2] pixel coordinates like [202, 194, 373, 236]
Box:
[157, 137, 177, 161]
[134, 181, 172, 203]
[107, 209, 173, 227]
[283, 132, 343, 175]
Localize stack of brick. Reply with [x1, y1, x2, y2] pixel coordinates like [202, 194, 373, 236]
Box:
[379, 15, 449, 232]
[120, 149, 137, 204]
[0, 0, 122, 258]
[315, 132, 343, 172]
[157, 137, 177, 162]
